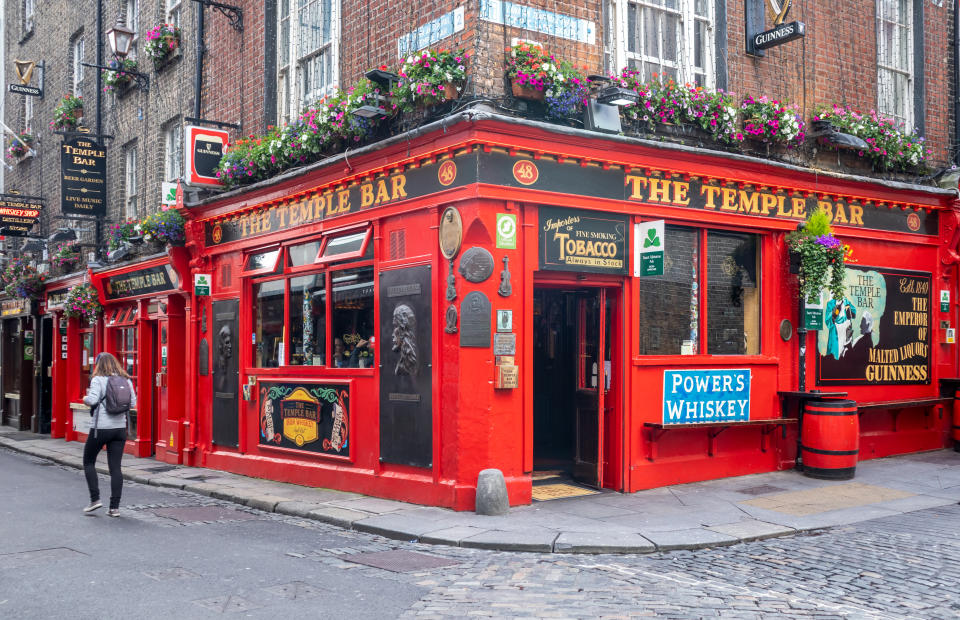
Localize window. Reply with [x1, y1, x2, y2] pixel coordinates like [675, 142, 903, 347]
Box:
[637, 225, 759, 356]
[277, 0, 339, 124]
[166, 0, 181, 28]
[23, 0, 34, 34]
[249, 233, 374, 369]
[81, 329, 95, 384]
[613, 0, 714, 88]
[124, 143, 138, 219]
[72, 35, 85, 97]
[877, 0, 913, 130]
[163, 121, 182, 182]
[23, 96, 33, 134]
[126, 0, 140, 57]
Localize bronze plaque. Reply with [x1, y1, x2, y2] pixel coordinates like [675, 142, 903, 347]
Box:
[493, 332, 516, 355]
[439, 206, 463, 259]
[459, 247, 494, 283]
[460, 291, 491, 348]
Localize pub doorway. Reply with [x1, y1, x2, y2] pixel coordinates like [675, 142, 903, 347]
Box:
[533, 285, 622, 489]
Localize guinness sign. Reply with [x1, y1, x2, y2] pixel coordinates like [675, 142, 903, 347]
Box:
[750, 0, 805, 52]
[8, 59, 42, 97]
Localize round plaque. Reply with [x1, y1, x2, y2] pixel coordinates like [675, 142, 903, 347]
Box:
[779, 319, 793, 342]
[439, 207, 463, 259]
[458, 247, 495, 283]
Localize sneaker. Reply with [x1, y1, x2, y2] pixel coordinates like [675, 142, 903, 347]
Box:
[84, 500, 102, 514]
[107, 509, 120, 518]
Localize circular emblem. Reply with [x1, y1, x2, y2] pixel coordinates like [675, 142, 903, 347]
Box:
[458, 247, 495, 283]
[496, 214, 516, 241]
[512, 160, 539, 185]
[212, 223, 223, 244]
[438, 160, 457, 186]
[906, 212, 921, 232]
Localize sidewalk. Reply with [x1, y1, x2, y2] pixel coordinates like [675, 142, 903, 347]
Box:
[4, 425, 960, 554]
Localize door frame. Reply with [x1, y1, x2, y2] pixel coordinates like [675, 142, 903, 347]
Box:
[532, 275, 625, 490]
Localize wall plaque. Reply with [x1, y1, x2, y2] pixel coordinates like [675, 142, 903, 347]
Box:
[445, 304, 458, 333]
[439, 206, 463, 259]
[460, 291, 491, 348]
[493, 332, 516, 355]
[379, 265, 433, 468]
[199, 338, 209, 376]
[459, 247, 495, 283]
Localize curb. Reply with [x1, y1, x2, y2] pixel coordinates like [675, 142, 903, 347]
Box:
[1, 435, 807, 554]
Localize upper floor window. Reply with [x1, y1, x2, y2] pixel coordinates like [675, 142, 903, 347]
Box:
[877, 0, 913, 130]
[72, 35, 85, 97]
[23, 0, 35, 34]
[124, 143, 138, 219]
[163, 121, 182, 182]
[126, 0, 140, 57]
[612, 0, 714, 88]
[23, 96, 34, 134]
[166, 0, 181, 29]
[277, 0, 339, 124]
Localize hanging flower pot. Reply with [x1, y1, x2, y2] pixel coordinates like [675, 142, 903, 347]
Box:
[511, 79, 545, 101]
[144, 23, 182, 71]
[49, 94, 84, 132]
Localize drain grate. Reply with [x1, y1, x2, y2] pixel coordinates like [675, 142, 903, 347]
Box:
[0, 547, 85, 568]
[152, 506, 260, 523]
[181, 474, 215, 481]
[143, 567, 200, 581]
[263, 581, 328, 600]
[143, 465, 178, 474]
[344, 550, 460, 573]
[192, 595, 260, 614]
[736, 484, 786, 496]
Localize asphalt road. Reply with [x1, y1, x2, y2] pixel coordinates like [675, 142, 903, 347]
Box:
[3, 446, 960, 619]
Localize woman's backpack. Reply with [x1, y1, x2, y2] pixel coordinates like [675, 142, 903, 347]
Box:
[103, 376, 132, 415]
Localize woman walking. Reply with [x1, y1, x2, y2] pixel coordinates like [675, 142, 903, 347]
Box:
[82, 352, 136, 517]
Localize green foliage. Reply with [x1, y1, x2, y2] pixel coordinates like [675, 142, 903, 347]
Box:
[786, 209, 850, 303]
[805, 208, 832, 237]
[64, 283, 102, 323]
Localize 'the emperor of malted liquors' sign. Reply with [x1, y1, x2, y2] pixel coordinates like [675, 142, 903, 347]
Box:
[539, 207, 628, 274]
[61, 136, 107, 217]
[662, 369, 751, 424]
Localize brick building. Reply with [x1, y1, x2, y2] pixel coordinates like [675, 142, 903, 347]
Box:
[5, 2, 960, 508]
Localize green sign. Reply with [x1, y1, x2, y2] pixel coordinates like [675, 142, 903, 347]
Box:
[636, 220, 664, 277]
[194, 273, 211, 296]
[941, 290, 950, 313]
[496, 213, 517, 249]
[804, 306, 822, 330]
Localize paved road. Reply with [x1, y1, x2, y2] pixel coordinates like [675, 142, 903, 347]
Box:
[2, 447, 959, 619]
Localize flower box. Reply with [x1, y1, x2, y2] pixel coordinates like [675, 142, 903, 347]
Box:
[511, 79, 545, 101]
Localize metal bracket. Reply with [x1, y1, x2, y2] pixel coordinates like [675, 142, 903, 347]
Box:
[191, 0, 243, 32]
[81, 62, 149, 93]
[184, 116, 241, 131]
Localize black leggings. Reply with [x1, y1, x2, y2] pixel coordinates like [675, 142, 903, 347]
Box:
[83, 428, 127, 509]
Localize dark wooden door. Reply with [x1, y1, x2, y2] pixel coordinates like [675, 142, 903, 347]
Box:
[212, 300, 239, 447]
[573, 290, 605, 487]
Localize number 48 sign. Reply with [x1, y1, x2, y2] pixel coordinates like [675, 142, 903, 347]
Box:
[634, 220, 665, 277]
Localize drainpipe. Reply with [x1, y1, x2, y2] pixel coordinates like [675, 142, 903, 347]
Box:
[955, 0, 959, 165]
[194, 3, 205, 118]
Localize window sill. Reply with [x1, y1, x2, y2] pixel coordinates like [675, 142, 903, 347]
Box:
[153, 45, 182, 74]
[631, 354, 779, 367]
[245, 365, 376, 376]
[19, 29, 34, 45]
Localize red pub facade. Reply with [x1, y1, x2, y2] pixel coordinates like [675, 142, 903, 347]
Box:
[42, 113, 960, 510]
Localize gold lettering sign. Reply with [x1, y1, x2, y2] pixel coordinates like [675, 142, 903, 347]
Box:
[281, 387, 320, 447]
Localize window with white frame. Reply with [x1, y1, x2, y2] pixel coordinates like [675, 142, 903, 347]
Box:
[612, 0, 714, 88]
[23, 0, 35, 34]
[877, 0, 913, 130]
[166, 0, 181, 29]
[277, 0, 339, 124]
[124, 144, 138, 219]
[163, 121, 182, 182]
[24, 96, 34, 134]
[72, 35, 85, 96]
[126, 0, 140, 58]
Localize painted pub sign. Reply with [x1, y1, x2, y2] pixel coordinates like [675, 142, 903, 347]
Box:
[538, 207, 629, 274]
[258, 382, 350, 457]
[816, 268, 931, 385]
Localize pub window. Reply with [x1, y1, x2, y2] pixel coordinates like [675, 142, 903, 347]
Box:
[166, 0, 181, 28]
[71, 33, 85, 97]
[81, 328, 95, 383]
[248, 229, 374, 369]
[114, 326, 137, 378]
[276, 0, 339, 124]
[637, 225, 760, 355]
[23, 96, 34, 134]
[126, 0, 139, 58]
[318, 228, 371, 263]
[877, 0, 913, 130]
[613, 0, 715, 88]
[163, 120, 182, 182]
[124, 143, 138, 219]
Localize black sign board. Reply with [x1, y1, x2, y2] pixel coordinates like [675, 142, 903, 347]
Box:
[753, 21, 806, 50]
[0, 196, 42, 236]
[257, 381, 350, 457]
[379, 265, 433, 468]
[539, 207, 629, 274]
[8, 84, 42, 97]
[816, 267, 931, 385]
[60, 136, 107, 217]
[460, 291, 491, 348]
[103, 264, 178, 300]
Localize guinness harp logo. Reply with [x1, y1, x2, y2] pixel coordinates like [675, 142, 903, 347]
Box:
[13, 60, 36, 85]
[768, 0, 792, 26]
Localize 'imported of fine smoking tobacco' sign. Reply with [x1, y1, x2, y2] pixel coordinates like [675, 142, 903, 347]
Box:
[539, 207, 628, 274]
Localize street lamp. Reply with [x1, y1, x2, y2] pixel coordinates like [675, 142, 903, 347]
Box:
[106, 20, 136, 59]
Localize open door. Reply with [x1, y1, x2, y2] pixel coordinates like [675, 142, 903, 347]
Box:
[573, 290, 607, 487]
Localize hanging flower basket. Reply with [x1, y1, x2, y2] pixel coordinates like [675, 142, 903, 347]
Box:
[145, 23, 181, 70]
[786, 208, 851, 304]
[6, 132, 34, 160]
[64, 283, 102, 324]
[511, 79, 545, 101]
[140, 208, 186, 246]
[393, 49, 468, 112]
[50, 94, 84, 132]
[51, 242, 81, 273]
[1, 257, 44, 299]
[103, 58, 138, 92]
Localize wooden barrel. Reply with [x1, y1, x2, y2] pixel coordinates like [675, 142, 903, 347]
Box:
[801, 399, 859, 480]
[953, 389, 960, 452]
